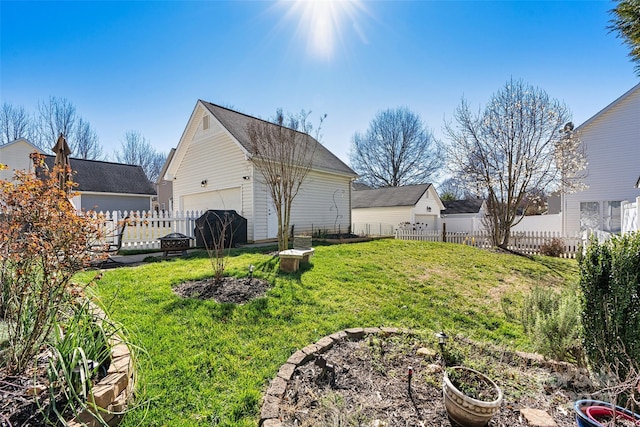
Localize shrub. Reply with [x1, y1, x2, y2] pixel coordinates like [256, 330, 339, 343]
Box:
[580, 232, 640, 383]
[540, 237, 565, 257]
[520, 286, 584, 365]
[0, 156, 101, 373]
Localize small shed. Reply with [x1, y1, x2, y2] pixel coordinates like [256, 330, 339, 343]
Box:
[440, 199, 486, 233]
[352, 184, 444, 231]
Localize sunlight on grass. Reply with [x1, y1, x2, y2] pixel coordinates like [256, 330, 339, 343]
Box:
[78, 239, 578, 426]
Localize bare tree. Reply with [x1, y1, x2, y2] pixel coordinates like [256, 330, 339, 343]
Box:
[350, 107, 442, 188]
[444, 79, 586, 248]
[609, 0, 640, 75]
[114, 130, 166, 182]
[196, 211, 235, 284]
[73, 117, 103, 160]
[247, 109, 324, 251]
[34, 96, 77, 150]
[0, 103, 32, 145]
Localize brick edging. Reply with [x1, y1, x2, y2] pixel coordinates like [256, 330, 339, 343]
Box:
[67, 303, 136, 427]
[259, 327, 412, 426]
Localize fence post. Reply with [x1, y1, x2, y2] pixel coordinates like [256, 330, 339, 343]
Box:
[442, 222, 447, 243]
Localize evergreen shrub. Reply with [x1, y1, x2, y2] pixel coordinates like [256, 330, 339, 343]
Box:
[580, 233, 640, 380]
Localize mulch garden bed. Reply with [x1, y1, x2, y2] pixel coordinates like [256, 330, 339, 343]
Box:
[173, 276, 270, 304]
[278, 333, 596, 426]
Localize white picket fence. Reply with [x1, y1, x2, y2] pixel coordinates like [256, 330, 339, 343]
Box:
[96, 210, 205, 250]
[395, 229, 582, 258]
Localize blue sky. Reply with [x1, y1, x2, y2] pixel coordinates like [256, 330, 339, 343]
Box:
[1, 0, 638, 168]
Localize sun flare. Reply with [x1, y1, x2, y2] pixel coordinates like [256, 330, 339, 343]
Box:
[280, 0, 367, 61]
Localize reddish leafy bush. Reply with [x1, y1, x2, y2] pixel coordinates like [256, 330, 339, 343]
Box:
[540, 237, 565, 257]
[0, 155, 102, 373]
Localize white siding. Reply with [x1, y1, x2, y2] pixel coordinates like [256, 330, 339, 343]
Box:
[0, 140, 42, 181]
[289, 170, 352, 235]
[173, 112, 255, 239]
[248, 169, 353, 240]
[564, 86, 640, 235]
[352, 206, 413, 228]
[414, 186, 444, 229]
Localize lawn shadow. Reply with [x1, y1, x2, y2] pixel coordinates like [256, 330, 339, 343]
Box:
[162, 296, 237, 321]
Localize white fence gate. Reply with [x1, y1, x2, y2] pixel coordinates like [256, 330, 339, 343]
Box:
[96, 210, 204, 251]
[622, 197, 639, 234]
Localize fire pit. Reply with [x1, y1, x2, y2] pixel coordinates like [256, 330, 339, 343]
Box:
[159, 232, 194, 257]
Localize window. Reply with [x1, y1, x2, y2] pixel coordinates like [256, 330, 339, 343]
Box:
[603, 201, 622, 233]
[580, 202, 600, 232]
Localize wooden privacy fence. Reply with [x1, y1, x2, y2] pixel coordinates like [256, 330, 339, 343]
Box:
[94, 210, 204, 251]
[395, 229, 582, 258]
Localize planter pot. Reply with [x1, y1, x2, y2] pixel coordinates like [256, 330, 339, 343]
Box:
[443, 366, 503, 427]
[574, 399, 640, 427]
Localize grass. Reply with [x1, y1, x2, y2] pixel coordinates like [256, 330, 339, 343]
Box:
[77, 239, 579, 427]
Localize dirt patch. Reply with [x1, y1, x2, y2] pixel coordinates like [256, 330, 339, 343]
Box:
[173, 276, 270, 304]
[280, 333, 593, 426]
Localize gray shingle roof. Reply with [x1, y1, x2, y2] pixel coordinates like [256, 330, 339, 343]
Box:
[442, 199, 484, 214]
[43, 156, 156, 195]
[352, 184, 432, 209]
[201, 101, 357, 177]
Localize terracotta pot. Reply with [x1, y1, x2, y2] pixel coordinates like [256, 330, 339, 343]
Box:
[443, 366, 503, 427]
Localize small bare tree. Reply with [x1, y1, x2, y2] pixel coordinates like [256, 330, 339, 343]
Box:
[247, 109, 324, 251]
[30, 96, 105, 159]
[73, 117, 103, 160]
[444, 79, 586, 248]
[34, 96, 77, 151]
[196, 211, 235, 283]
[114, 130, 166, 182]
[0, 102, 32, 145]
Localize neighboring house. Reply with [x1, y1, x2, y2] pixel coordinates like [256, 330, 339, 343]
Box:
[0, 138, 43, 181]
[155, 148, 175, 213]
[441, 199, 486, 233]
[164, 101, 357, 242]
[42, 156, 156, 212]
[352, 184, 444, 231]
[563, 83, 640, 236]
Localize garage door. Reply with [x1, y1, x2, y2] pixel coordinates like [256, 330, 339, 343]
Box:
[182, 187, 242, 213]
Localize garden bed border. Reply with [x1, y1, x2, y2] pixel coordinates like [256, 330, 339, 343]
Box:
[67, 303, 135, 427]
[260, 326, 409, 426]
[260, 327, 591, 427]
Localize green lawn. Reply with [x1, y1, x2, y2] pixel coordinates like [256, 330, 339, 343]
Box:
[79, 239, 578, 427]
